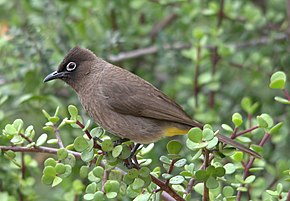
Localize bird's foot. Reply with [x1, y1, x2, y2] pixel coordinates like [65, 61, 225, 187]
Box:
[113, 138, 130, 146]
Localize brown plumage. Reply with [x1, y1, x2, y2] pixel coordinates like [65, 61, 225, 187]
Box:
[44, 46, 260, 158]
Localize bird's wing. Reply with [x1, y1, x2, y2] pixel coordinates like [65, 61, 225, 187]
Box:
[101, 69, 202, 128]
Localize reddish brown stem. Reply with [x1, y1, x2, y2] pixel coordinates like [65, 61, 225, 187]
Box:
[165, 159, 176, 185]
[150, 175, 184, 201]
[237, 133, 271, 201]
[234, 126, 259, 138]
[75, 120, 102, 149]
[19, 133, 33, 144]
[203, 149, 210, 201]
[283, 89, 290, 100]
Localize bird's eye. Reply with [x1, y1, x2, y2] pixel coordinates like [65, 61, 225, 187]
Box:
[66, 62, 77, 71]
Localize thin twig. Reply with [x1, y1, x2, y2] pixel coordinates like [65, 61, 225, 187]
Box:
[151, 175, 185, 201]
[0, 145, 81, 158]
[237, 133, 271, 201]
[234, 126, 259, 138]
[165, 159, 176, 185]
[75, 120, 102, 149]
[283, 89, 290, 100]
[194, 44, 201, 108]
[107, 34, 287, 62]
[203, 149, 210, 201]
[19, 133, 33, 144]
[53, 125, 64, 148]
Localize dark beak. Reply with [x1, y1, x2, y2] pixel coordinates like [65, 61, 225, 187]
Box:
[43, 71, 67, 82]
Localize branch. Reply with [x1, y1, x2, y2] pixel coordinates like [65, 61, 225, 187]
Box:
[107, 34, 287, 62]
[0, 145, 81, 158]
[53, 125, 64, 148]
[237, 133, 271, 201]
[150, 13, 178, 40]
[151, 175, 184, 201]
[0, 144, 181, 201]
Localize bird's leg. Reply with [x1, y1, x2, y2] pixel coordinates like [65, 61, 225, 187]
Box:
[93, 136, 103, 143]
[113, 138, 130, 146]
[129, 143, 142, 159]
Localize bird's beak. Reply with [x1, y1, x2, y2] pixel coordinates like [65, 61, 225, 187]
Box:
[43, 71, 67, 82]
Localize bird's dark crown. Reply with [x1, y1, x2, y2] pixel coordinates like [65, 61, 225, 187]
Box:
[57, 46, 97, 72]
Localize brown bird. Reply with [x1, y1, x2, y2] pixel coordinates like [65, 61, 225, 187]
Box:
[44, 46, 260, 158]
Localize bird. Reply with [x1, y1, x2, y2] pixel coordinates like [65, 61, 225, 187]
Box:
[44, 46, 260, 158]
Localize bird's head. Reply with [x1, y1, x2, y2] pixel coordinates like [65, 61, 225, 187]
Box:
[44, 46, 98, 91]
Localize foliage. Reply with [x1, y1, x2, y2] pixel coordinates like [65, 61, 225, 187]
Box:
[0, 0, 290, 200]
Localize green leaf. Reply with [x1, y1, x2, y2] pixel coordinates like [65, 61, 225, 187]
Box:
[127, 168, 139, 179]
[188, 127, 203, 143]
[206, 176, 219, 189]
[81, 148, 94, 162]
[192, 149, 203, 161]
[244, 175, 256, 184]
[41, 174, 54, 185]
[222, 186, 234, 197]
[231, 151, 243, 162]
[74, 136, 89, 152]
[195, 170, 207, 181]
[86, 182, 97, 193]
[47, 139, 58, 144]
[49, 116, 59, 124]
[42, 109, 51, 119]
[139, 167, 151, 178]
[269, 71, 286, 89]
[90, 127, 105, 138]
[104, 180, 120, 193]
[132, 178, 145, 190]
[203, 128, 214, 141]
[43, 166, 56, 177]
[270, 122, 284, 135]
[94, 191, 104, 201]
[206, 137, 218, 149]
[232, 113, 243, 127]
[82, 120, 91, 131]
[101, 139, 114, 152]
[4, 124, 17, 135]
[257, 113, 273, 128]
[64, 153, 76, 167]
[83, 193, 95, 200]
[80, 166, 89, 178]
[57, 148, 68, 160]
[55, 163, 66, 174]
[13, 119, 23, 132]
[169, 175, 184, 185]
[44, 158, 56, 167]
[174, 158, 187, 168]
[224, 163, 236, 174]
[93, 166, 104, 178]
[221, 124, 234, 133]
[140, 143, 154, 155]
[68, 105, 78, 120]
[36, 133, 48, 146]
[167, 140, 182, 154]
[106, 192, 117, 199]
[11, 135, 24, 144]
[274, 96, 290, 105]
[214, 167, 226, 177]
[112, 145, 123, 158]
[4, 150, 16, 160]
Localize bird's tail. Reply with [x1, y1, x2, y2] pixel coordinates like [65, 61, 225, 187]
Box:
[217, 133, 261, 158]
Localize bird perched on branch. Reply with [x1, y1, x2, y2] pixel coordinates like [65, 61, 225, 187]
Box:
[44, 46, 260, 158]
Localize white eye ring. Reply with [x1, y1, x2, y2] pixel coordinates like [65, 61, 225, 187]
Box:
[66, 62, 77, 71]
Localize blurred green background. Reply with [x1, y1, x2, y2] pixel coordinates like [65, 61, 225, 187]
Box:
[0, 0, 289, 200]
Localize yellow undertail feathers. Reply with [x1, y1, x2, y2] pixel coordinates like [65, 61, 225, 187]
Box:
[163, 127, 189, 137]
